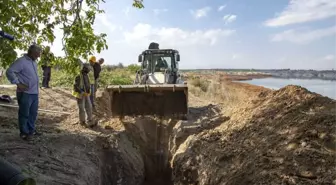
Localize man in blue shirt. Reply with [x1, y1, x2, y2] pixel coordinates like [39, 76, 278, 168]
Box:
[6, 44, 42, 141]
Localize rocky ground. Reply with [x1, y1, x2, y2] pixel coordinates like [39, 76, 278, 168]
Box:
[0, 73, 335, 185]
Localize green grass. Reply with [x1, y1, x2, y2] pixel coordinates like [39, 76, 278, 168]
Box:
[0, 64, 141, 87]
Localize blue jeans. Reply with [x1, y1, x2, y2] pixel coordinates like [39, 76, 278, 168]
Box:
[16, 92, 39, 135]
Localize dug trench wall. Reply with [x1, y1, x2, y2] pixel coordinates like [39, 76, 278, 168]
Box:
[93, 83, 234, 185]
[170, 84, 336, 185]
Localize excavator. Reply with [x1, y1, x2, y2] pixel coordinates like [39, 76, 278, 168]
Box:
[105, 42, 188, 118]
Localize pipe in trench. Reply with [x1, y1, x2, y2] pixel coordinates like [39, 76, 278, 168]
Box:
[0, 157, 36, 185]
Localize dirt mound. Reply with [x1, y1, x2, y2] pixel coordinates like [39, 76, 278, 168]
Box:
[171, 85, 336, 185]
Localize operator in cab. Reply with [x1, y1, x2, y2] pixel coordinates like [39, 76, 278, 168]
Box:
[155, 58, 168, 72]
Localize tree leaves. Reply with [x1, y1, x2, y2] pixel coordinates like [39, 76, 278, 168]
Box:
[133, 0, 144, 9]
[0, 0, 144, 73]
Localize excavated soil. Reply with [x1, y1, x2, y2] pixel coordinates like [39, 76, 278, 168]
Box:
[172, 84, 336, 185]
[0, 77, 335, 185]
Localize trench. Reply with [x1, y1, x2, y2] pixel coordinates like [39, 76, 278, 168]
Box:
[98, 117, 180, 185]
[95, 90, 223, 185]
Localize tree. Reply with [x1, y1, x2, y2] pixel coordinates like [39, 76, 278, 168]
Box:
[0, 0, 144, 73]
[117, 62, 124, 68]
[127, 64, 141, 73]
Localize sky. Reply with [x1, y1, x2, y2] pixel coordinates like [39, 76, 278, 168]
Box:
[49, 0, 336, 70]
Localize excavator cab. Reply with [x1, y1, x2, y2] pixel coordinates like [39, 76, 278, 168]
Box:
[106, 43, 188, 118]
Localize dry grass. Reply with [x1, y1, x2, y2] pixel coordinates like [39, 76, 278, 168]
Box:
[188, 75, 270, 117]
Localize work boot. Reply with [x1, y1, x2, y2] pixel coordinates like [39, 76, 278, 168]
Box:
[32, 131, 42, 136]
[87, 122, 93, 128]
[79, 121, 86, 127]
[20, 133, 33, 141]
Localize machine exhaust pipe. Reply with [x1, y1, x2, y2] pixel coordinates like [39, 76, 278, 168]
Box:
[0, 157, 36, 185]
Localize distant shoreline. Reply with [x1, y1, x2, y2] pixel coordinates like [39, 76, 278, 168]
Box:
[182, 69, 336, 81]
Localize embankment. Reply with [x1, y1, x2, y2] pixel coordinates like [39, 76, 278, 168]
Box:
[171, 83, 336, 185]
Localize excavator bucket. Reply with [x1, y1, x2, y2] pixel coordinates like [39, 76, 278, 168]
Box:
[105, 84, 188, 117]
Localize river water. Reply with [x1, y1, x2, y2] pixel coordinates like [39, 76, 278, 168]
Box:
[242, 78, 336, 100]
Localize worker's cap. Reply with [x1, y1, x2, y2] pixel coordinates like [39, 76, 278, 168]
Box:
[89, 56, 96, 63]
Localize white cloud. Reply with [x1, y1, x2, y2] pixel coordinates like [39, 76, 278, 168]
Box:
[49, 27, 65, 57]
[24, 1, 334, 70]
[153, 9, 168, 15]
[89, 23, 236, 69]
[96, 14, 117, 32]
[123, 23, 235, 46]
[323, 54, 335, 60]
[232, 54, 242, 60]
[218, 5, 226, 12]
[190, 7, 211, 19]
[264, 0, 336, 27]
[270, 26, 336, 44]
[123, 7, 131, 17]
[223, 14, 237, 24]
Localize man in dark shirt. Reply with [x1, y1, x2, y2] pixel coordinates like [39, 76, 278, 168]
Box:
[41, 46, 54, 88]
[89, 57, 103, 109]
[98, 58, 104, 65]
[93, 58, 102, 82]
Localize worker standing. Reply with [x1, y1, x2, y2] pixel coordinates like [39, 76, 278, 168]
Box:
[72, 63, 93, 127]
[88, 56, 97, 109]
[6, 44, 42, 141]
[41, 46, 54, 88]
[96, 58, 104, 90]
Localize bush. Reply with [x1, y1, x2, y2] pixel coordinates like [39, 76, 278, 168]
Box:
[0, 63, 137, 87]
[190, 77, 209, 92]
[103, 62, 125, 71]
[50, 70, 76, 87]
[99, 68, 134, 86]
[127, 64, 141, 73]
